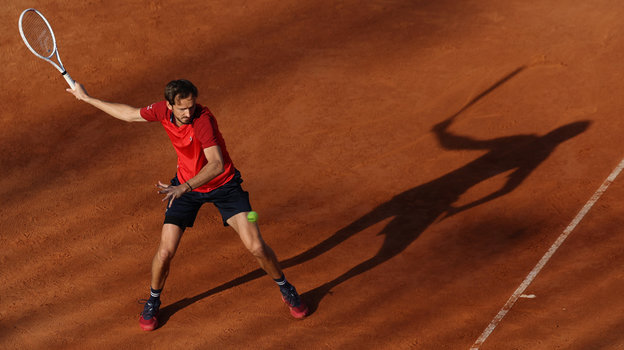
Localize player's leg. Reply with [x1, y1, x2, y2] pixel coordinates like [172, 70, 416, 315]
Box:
[211, 170, 309, 318]
[140, 223, 185, 331]
[227, 212, 281, 278]
[139, 175, 200, 331]
[227, 213, 309, 318]
[151, 223, 185, 289]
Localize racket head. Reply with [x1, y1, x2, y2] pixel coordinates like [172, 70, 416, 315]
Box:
[19, 8, 57, 60]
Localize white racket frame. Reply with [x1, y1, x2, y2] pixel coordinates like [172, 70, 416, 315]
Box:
[19, 8, 75, 89]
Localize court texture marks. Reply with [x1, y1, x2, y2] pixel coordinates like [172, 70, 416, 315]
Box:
[2, 1, 624, 349]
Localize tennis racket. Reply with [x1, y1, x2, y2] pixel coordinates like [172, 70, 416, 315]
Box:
[18, 8, 75, 89]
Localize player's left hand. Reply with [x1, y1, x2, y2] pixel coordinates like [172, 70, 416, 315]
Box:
[156, 181, 187, 208]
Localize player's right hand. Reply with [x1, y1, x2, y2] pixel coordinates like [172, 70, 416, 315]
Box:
[66, 81, 89, 101]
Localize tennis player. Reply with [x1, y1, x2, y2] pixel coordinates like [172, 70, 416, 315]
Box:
[67, 79, 308, 331]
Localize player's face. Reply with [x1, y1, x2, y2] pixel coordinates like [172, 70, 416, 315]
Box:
[168, 95, 196, 126]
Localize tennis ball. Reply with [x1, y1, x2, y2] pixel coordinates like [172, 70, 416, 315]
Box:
[247, 211, 258, 222]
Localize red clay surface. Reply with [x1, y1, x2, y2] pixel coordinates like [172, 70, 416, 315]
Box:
[3, 1, 624, 349]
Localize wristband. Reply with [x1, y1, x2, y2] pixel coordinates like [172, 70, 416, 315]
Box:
[186, 182, 193, 191]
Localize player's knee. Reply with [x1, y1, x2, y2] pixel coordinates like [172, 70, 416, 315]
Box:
[157, 247, 176, 262]
[247, 241, 268, 258]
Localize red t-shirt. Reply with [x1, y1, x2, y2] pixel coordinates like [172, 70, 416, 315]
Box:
[140, 101, 235, 192]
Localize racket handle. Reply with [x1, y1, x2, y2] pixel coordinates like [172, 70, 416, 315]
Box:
[62, 71, 76, 90]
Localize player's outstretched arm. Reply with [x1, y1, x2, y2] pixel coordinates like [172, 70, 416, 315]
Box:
[66, 82, 145, 123]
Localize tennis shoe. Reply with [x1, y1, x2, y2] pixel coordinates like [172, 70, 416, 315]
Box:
[280, 284, 308, 319]
[139, 299, 161, 331]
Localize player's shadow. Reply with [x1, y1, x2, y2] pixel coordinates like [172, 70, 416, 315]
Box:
[298, 117, 589, 310]
[158, 66, 591, 324]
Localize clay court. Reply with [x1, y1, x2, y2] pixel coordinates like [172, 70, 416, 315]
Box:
[3, 0, 624, 349]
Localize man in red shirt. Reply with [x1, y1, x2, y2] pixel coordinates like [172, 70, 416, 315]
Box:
[67, 79, 308, 331]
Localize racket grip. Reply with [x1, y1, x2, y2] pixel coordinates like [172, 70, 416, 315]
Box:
[62, 71, 76, 90]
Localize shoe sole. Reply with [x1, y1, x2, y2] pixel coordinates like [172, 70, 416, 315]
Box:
[139, 316, 159, 331]
[282, 296, 309, 319]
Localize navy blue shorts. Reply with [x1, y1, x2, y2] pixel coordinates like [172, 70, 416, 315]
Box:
[164, 169, 252, 229]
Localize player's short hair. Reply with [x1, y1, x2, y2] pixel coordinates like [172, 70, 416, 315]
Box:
[165, 79, 198, 105]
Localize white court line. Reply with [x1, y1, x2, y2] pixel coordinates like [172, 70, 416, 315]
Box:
[470, 157, 624, 350]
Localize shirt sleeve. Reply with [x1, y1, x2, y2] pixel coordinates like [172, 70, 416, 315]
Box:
[139, 101, 167, 122]
[194, 109, 219, 149]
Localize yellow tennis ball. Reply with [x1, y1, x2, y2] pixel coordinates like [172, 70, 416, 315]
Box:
[247, 211, 258, 222]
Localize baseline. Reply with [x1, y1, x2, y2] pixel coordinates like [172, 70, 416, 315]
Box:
[470, 157, 624, 349]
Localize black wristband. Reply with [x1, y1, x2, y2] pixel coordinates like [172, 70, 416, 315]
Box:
[185, 182, 193, 191]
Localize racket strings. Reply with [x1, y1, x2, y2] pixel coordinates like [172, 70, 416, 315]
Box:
[20, 11, 55, 58]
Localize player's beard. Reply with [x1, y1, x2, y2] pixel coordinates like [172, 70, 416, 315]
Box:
[176, 116, 192, 125]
